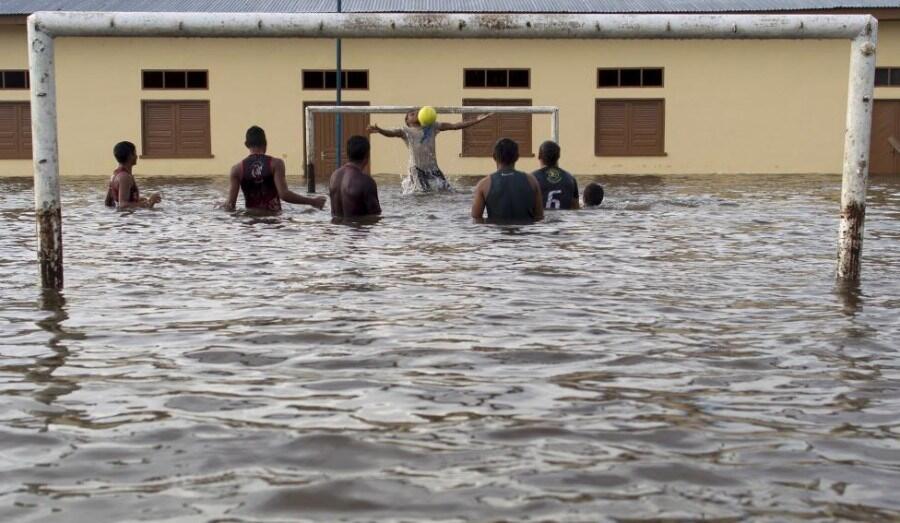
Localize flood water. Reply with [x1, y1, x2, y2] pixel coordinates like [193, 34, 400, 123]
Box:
[1, 173, 899, 522]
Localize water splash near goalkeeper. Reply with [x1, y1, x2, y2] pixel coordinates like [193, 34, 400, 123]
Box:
[367, 107, 493, 194]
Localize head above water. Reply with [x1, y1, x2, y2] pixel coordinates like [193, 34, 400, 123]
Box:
[539, 140, 561, 167]
[347, 135, 370, 165]
[113, 141, 137, 166]
[405, 110, 420, 127]
[493, 138, 519, 168]
[245, 126, 267, 151]
[584, 182, 605, 207]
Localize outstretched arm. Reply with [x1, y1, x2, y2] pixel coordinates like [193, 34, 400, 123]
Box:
[439, 113, 493, 132]
[367, 124, 403, 138]
[224, 164, 241, 211]
[273, 159, 327, 210]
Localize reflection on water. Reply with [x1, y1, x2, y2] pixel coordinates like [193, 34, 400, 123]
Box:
[0, 173, 899, 522]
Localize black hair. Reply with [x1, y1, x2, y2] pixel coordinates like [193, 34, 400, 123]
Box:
[347, 135, 370, 163]
[113, 141, 136, 164]
[539, 140, 560, 166]
[584, 183, 605, 207]
[493, 138, 519, 166]
[245, 126, 267, 148]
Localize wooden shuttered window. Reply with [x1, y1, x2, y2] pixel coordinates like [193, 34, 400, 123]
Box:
[0, 102, 31, 160]
[141, 101, 211, 158]
[595, 99, 665, 156]
[461, 98, 533, 157]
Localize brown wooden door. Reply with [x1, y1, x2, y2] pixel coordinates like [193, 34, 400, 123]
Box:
[870, 100, 900, 175]
[304, 101, 370, 179]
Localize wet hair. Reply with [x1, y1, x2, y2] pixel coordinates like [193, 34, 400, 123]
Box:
[245, 126, 267, 148]
[347, 135, 370, 162]
[583, 183, 605, 207]
[113, 141, 136, 164]
[539, 141, 561, 166]
[493, 138, 519, 166]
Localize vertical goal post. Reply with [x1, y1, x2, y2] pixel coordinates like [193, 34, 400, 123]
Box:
[27, 12, 877, 289]
[303, 104, 560, 193]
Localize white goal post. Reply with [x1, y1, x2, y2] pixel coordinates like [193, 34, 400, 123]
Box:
[304, 104, 560, 191]
[27, 12, 877, 289]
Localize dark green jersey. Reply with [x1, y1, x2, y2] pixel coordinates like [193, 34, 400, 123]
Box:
[486, 170, 537, 221]
[533, 166, 578, 210]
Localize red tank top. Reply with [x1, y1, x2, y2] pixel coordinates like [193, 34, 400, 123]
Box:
[240, 154, 281, 211]
[105, 167, 140, 207]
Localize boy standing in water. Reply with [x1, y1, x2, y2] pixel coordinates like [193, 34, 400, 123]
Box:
[105, 141, 161, 209]
[532, 141, 579, 210]
[225, 126, 326, 212]
[582, 183, 605, 207]
[329, 136, 381, 219]
[471, 138, 543, 222]
[367, 109, 493, 193]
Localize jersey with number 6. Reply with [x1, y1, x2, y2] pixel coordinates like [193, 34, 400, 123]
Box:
[533, 166, 579, 210]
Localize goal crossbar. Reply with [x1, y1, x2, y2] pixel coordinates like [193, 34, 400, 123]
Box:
[26, 12, 878, 289]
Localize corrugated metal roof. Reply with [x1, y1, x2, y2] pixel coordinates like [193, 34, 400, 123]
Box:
[2, 0, 899, 15]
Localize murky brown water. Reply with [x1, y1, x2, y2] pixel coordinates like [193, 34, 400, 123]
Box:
[1, 173, 899, 522]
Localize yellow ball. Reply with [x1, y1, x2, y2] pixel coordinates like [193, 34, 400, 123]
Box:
[418, 106, 438, 127]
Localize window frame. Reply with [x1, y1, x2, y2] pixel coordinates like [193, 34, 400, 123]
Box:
[141, 69, 209, 90]
[140, 99, 213, 159]
[597, 67, 665, 89]
[301, 69, 370, 90]
[594, 98, 666, 157]
[463, 68, 531, 89]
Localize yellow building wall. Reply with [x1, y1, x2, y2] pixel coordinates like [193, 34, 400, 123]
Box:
[0, 25, 32, 176]
[5, 21, 900, 177]
[875, 21, 900, 101]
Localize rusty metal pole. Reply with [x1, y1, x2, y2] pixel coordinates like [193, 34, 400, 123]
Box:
[838, 23, 878, 281]
[28, 17, 63, 289]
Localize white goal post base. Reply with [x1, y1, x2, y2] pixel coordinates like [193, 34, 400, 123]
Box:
[304, 105, 560, 191]
[27, 12, 877, 289]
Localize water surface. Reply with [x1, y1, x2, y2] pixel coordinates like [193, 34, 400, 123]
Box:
[1, 173, 899, 522]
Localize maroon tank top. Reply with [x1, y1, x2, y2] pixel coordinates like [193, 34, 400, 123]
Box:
[240, 154, 281, 211]
[105, 167, 140, 207]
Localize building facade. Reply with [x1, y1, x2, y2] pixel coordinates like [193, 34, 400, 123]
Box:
[2, 2, 900, 178]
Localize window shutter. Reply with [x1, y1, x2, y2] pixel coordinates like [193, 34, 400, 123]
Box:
[143, 102, 177, 157]
[142, 101, 211, 158]
[595, 100, 629, 156]
[19, 104, 31, 158]
[462, 98, 532, 157]
[176, 101, 211, 157]
[462, 114, 498, 157]
[628, 100, 664, 155]
[0, 102, 30, 160]
[596, 99, 664, 156]
[0, 103, 18, 159]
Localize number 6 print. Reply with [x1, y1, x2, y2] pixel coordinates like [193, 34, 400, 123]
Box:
[546, 190, 562, 209]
